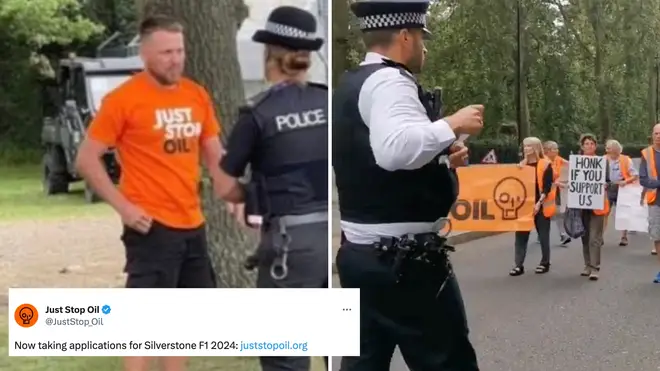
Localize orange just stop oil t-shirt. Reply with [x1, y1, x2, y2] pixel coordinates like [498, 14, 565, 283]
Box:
[87, 72, 221, 229]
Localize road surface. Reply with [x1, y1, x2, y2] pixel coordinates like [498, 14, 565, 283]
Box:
[331, 223, 660, 371]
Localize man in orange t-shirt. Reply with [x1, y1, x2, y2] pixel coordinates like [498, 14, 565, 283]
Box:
[75, 15, 241, 371]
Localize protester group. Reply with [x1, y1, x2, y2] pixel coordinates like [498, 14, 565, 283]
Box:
[500, 127, 660, 284]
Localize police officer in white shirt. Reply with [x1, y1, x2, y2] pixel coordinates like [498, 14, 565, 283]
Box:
[333, 1, 484, 370]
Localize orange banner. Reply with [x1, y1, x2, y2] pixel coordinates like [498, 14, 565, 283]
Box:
[449, 165, 536, 232]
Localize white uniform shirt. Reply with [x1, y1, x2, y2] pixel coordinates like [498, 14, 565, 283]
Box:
[340, 52, 457, 244]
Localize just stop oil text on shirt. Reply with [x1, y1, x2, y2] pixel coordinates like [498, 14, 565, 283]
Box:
[87, 72, 221, 229]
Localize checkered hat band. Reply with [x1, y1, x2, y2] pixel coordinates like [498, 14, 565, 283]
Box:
[358, 12, 426, 30]
[265, 21, 316, 40]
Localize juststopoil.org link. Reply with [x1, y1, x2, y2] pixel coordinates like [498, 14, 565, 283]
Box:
[240, 341, 308, 352]
[44, 317, 105, 328]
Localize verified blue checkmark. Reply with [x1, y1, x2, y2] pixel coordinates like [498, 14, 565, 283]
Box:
[102, 305, 111, 315]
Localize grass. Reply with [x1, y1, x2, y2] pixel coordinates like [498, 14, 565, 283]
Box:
[0, 165, 112, 222]
[0, 314, 325, 371]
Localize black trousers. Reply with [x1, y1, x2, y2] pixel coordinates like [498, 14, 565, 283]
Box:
[256, 221, 329, 371]
[514, 212, 551, 267]
[121, 221, 216, 288]
[336, 241, 479, 371]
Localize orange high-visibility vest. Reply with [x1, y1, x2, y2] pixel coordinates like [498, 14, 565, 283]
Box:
[642, 146, 658, 204]
[537, 158, 557, 218]
[620, 155, 633, 181]
[607, 154, 633, 181]
[550, 156, 566, 181]
[588, 155, 610, 216]
[593, 198, 610, 216]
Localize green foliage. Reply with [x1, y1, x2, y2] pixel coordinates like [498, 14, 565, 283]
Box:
[83, 0, 137, 48]
[0, 141, 41, 166]
[467, 140, 649, 164]
[0, 36, 45, 160]
[0, 0, 107, 165]
[0, 0, 103, 47]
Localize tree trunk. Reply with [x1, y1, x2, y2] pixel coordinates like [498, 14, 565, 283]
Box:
[137, 0, 258, 288]
[515, 0, 529, 141]
[647, 59, 658, 127]
[332, 0, 349, 87]
[588, 0, 610, 140]
[520, 0, 531, 139]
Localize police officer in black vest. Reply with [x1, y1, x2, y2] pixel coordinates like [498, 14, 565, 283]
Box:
[333, 1, 485, 370]
[218, 5, 328, 371]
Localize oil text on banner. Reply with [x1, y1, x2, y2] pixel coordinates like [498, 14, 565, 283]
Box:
[449, 165, 535, 232]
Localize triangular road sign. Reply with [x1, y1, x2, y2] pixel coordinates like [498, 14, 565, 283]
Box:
[481, 149, 498, 164]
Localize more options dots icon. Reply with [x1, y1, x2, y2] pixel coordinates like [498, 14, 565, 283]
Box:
[493, 177, 527, 220]
[14, 304, 39, 328]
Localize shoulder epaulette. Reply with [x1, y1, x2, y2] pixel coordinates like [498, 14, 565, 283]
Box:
[243, 88, 274, 110]
[380, 59, 416, 83]
[397, 68, 416, 84]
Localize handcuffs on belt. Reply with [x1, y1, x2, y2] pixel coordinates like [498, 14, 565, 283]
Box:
[269, 219, 291, 280]
[243, 218, 291, 281]
[374, 218, 455, 297]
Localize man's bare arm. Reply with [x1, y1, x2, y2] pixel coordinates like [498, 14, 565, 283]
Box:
[201, 137, 244, 203]
[75, 139, 130, 211]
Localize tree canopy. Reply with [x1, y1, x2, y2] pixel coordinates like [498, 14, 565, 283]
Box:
[0, 0, 133, 163]
[338, 0, 660, 145]
[0, 0, 103, 47]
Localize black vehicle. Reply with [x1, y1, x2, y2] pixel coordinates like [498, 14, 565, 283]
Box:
[41, 56, 143, 203]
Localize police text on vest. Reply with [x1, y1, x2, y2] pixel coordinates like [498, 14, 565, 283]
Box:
[275, 109, 327, 132]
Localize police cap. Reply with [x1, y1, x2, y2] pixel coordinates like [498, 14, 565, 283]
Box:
[252, 6, 324, 51]
[350, 0, 431, 37]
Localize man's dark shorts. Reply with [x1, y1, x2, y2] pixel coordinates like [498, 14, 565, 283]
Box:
[121, 221, 216, 288]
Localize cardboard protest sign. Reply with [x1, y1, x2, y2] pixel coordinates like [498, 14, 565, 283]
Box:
[449, 165, 535, 232]
[615, 184, 648, 232]
[567, 155, 606, 210]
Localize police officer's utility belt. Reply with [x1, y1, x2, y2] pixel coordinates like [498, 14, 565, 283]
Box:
[244, 211, 328, 279]
[267, 211, 328, 281]
[274, 211, 328, 227]
[374, 232, 455, 295]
